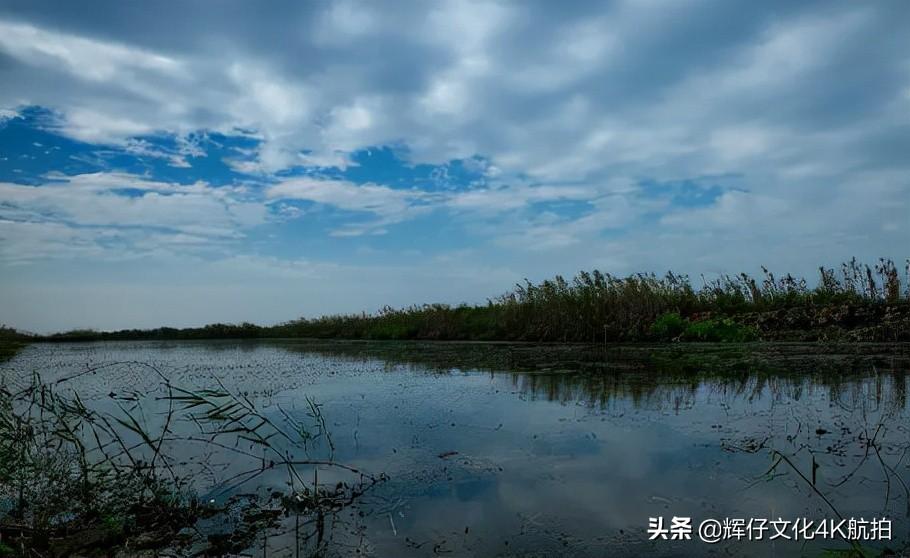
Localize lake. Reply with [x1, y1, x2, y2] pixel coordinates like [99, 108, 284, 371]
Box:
[3, 340, 909, 557]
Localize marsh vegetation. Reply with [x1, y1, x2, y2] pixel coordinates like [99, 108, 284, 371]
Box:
[26, 258, 909, 344]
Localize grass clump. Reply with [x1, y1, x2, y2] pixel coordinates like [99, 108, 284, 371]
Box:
[0, 374, 199, 556]
[680, 317, 760, 342]
[649, 312, 688, 340]
[0, 364, 383, 557]
[650, 312, 759, 342]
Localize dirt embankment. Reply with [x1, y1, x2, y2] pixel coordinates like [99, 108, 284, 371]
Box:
[730, 303, 910, 342]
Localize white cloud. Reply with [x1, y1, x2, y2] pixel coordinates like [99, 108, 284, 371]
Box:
[0, 107, 20, 123]
[0, 172, 267, 262]
[266, 176, 613, 238]
[268, 177, 417, 214]
[448, 184, 595, 212]
[0, 219, 110, 264]
[0, 20, 181, 82]
[267, 177, 435, 235]
[0, 2, 905, 188]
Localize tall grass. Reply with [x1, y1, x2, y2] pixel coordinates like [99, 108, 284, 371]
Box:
[272, 258, 908, 342]
[39, 258, 910, 344]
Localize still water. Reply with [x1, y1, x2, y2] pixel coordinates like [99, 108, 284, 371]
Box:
[3, 340, 909, 557]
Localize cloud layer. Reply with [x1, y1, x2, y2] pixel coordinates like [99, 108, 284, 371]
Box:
[0, 0, 907, 331]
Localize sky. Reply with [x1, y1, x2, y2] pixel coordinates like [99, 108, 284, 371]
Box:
[0, 1, 908, 333]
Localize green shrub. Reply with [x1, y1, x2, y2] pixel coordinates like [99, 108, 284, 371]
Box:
[681, 318, 759, 342]
[650, 312, 687, 340]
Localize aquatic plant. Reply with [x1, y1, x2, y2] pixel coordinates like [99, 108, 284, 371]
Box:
[0, 364, 382, 557]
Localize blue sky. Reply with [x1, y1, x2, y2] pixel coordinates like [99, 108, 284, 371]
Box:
[0, 1, 908, 332]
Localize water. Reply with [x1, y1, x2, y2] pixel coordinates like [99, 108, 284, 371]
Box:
[3, 340, 909, 557]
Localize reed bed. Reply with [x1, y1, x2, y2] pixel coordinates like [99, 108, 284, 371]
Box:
[24, 258, 910, 344]
[273, 258, 910, 342]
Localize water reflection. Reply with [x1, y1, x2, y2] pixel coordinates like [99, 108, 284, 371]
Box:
[2, 340, 909, 557]
[509, 368, 909, 412]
